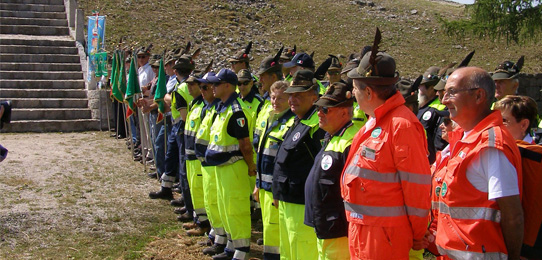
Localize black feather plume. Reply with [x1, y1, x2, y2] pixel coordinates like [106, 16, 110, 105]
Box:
[369, 28, 382, 76]
[314, 57, 332, 81]
[204, 59, 213, 74]
[516, 56, 524, 72]
[274, 46, 284, 62]
[410, 75, 423, 93]
[457, 50, 475, 68]
[245, 41, 253, 55]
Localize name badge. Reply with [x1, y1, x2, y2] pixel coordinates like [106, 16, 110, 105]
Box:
[361, 145, 376, 161]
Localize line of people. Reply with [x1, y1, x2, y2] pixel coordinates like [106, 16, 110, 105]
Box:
[112, 28, 541, 260]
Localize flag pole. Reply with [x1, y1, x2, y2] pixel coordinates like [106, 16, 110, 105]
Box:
[123, 103, 135, 155]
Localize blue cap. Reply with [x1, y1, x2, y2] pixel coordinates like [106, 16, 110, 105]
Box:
[206, 68, 238, 86]
[283, 53, 315, 69]
[196, 71, 216, 84]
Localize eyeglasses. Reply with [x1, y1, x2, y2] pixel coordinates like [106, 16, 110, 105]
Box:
[137, 56, 146, 59]
[200, 85, 209, 91]
[239, 81, 252, 86]
[442, 87, 480, 98]
[317, 106, 330, 114]
[327, 71, 340, 76]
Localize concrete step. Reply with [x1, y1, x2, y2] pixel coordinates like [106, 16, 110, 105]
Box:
[0, 62, 81, 71]
[0, 45, 77, 55]
[0, 17, 68, 27]
[0, 54, 80, 63]
[10, 98, 88, 108]
[0, 10, 65, 19]
[0, 119, 100, 133]
[1, 0, 64, 5]
[1, 62, 82, 71]
[0, 71, 83, 80]
[0, 25, 69, 36]
[0, 37, 74, 47]
[0, 88, 87, 98]
[0, 3, 65, 12]
[0, 79, 85, 89]
[11, 108, 91, 120]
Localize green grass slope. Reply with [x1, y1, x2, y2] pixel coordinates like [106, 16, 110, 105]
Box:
[77, 0, 541, 77]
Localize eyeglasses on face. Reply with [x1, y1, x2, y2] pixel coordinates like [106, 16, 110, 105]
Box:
[442, 87, 480, 98]
[137, 55, 147, 59]
[200, 85, 209, 91]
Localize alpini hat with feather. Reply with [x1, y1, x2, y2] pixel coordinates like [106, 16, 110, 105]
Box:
[228, 41, 252, 63]
[257, 47, 283, 75]
[347, 28, 400, 86]
[433, 50, 475, 91]
[492, 56, 524, 80]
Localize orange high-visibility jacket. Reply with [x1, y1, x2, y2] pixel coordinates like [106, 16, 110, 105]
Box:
[435, 111, 522, 259]
[341, 92, 431, 240]
[516, 140, 542, 249]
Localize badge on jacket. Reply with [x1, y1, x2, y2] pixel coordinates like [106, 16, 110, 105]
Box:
[321, 155, 333, 170]
[237, 118, 246, 127]
[361, 145, 376, 160]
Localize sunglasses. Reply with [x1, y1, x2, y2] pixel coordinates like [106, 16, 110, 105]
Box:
[137, 56, 146, 59]
[239, 81, 252, 86]
[200, 85, 209, 91]
[328, 71, 340, 75]
[318, 106, 330, 114]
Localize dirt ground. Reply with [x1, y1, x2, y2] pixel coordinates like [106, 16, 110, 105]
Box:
[0, 131, 263, 259]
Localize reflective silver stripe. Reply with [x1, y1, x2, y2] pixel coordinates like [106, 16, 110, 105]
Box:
[214, 227, 226, 236]
[438, 201, 501, 222]
[185, 150, 196, 155]
[215, 234, 227, 244]
[208, 143, 240, 153]
[260, 174, 273, 183]
[233, 250, 247, 260]
[232, 238, 251, 248]
[263, 245, 280, 254]
[263, 147, 278, 157]
[344, 165, 399, 183]
[184, 129, 197, 137]
[488, 127, 496, 147]
[194, 208, 207, 216]
[218, 155, 244, 166]
[406, 206, 430, 218]
[398, 170, 431, 185]
[344, 201, 406, 217]
[432, 201, 440, 210]
[209, 228, 216, 237]
[437, 245, 508, 260]
[195, 138, 209, 146]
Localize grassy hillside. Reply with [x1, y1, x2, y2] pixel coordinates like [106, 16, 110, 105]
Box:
[77, 0, 541, 77]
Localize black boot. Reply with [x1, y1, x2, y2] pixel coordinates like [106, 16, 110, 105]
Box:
[148, 187, 173, 200]
[203, 243, 226, 256]
[170, 197, 185, 206]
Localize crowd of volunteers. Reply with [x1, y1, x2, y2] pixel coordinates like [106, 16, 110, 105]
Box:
[104, 28, 542, 260]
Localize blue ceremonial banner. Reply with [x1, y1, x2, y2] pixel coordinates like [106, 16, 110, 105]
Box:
[87, 15, 106, 81]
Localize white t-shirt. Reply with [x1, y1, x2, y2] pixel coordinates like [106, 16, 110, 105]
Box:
[138, 63, 155, 89]
[166, 75, 177, 93]
[463, 131, 519, 200]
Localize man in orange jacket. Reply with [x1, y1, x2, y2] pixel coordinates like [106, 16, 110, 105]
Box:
[435, 67, 523, 260]
[341, 28, 432, 260]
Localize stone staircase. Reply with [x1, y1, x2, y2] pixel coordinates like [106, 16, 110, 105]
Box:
[0, 0, 99, 132]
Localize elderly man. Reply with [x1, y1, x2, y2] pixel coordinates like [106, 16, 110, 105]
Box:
[492, 57, 524, 101]
[341, 32, 431, 259]
[272, 70, 326, 260]
[205, 68, 256, 260]
[305, 82, 360, 260]
[435, 67, 523, 260]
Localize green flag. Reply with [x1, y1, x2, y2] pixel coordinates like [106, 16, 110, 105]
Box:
[124, 55, 140, 113]
[110, 51, 123, 102]
[154, 58, 167, 113]
[117, 52, 127, 101]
